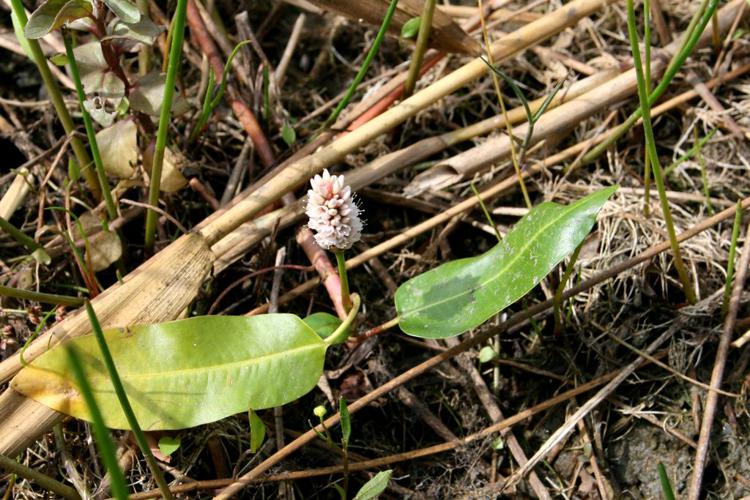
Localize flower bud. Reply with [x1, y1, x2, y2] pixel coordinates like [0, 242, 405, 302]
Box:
[313, 405, 327, 419]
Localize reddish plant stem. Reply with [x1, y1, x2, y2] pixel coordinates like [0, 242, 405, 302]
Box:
[341, 52, 444, 135]
[296, 227, 347, 319]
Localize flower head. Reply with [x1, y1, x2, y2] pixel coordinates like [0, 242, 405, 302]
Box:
[306, 169, 362, 250]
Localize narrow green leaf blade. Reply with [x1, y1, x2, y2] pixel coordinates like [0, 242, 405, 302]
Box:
[13, 314, 327, 430]
[339, 398, 351, 445]
[353, 470, 392, 500]
[395, 186, 618, 338]
[248, 409, 266, 453]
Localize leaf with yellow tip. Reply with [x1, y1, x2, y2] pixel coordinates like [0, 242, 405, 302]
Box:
[12, 314, 326, 430]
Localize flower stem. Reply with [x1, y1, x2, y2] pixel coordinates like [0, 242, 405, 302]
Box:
[335, 250, 352, 312]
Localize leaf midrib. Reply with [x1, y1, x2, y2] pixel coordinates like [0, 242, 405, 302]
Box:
[402, 198, 598, 318]
[84, 342, 324, 384]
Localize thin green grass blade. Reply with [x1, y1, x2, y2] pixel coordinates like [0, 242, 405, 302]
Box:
[83, 302, 173, 499]
[65, 345, 129, 500]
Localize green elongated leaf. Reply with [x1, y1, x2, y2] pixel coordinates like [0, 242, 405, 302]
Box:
[401, 16, 420, 38]
[12, 314, 327, 430]
[353, 470, 392, 500]
[157, 436, 180, 457]
[248, 409, 266, 453]
[395, 186, 618, 338]
[103, 0, 141, 23]
[304, 312, 343, 341]
[25, 0, 92, 39]
[339, 398, 351, 445]
[281, 121, 296, 146]
[11, 10, 33, 60]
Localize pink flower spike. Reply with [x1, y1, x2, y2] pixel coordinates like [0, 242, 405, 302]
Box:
[306, 169, 362, 250]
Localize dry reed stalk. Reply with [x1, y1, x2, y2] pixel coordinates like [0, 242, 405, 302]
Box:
[0, 233, 213, 455]
[198, 0, 615, 247]
[407, 0, 745, 192]
[0, 168, 33, 220]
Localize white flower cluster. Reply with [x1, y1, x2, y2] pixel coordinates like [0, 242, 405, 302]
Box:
[306, 169, 362, 250]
